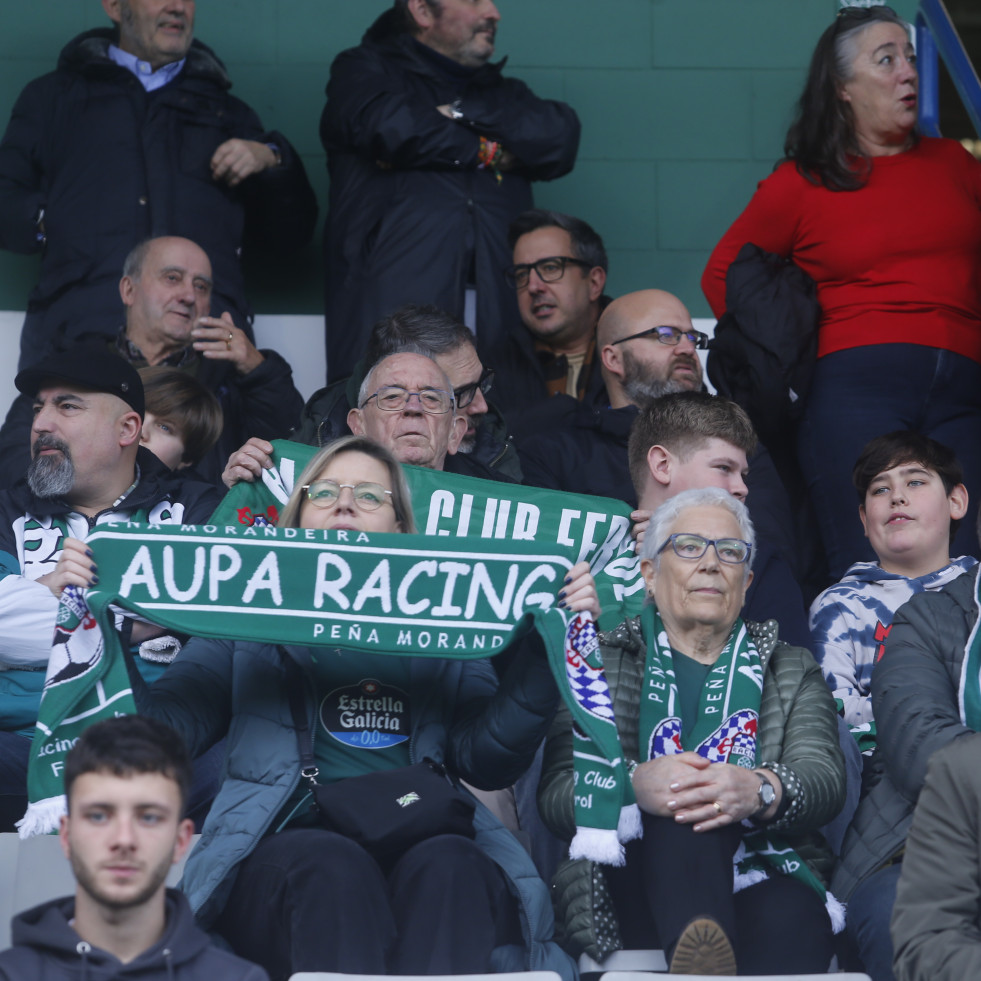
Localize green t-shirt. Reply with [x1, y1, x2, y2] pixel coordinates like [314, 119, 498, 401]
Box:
[672, 649, 712, 745]
[276, 650, 413, 829]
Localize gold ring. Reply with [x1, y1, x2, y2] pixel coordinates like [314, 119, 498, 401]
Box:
[226, 332, 233, 350]
[712, 801, 723, 814]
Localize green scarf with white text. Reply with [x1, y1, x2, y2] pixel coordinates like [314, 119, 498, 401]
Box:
[211, 440, 646, 632]
[23, 524, 633, 864]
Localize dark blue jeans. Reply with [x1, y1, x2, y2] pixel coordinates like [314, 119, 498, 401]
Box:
[798, 345, 981, 581]
[845, 863, 901, 981]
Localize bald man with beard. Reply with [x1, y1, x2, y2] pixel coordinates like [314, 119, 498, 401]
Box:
[517, 289, 803, 621]
[599, 290, 706, 406]
[515, 289, 705, 505]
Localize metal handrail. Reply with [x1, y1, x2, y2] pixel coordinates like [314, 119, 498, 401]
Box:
[916, 0, 981, 137]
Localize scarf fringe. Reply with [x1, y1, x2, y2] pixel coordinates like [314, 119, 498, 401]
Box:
[734, 866, 769, 892]
[826, 892, 847, 934]
[617, 802, 642, 842]
[570, 827, 625, 867]
[17, 794, 66, 839]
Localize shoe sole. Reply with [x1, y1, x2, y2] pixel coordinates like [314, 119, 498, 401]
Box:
[669, 916, 737, 975]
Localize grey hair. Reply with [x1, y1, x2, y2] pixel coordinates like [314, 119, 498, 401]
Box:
[834, 7, 911, 86]
[640, 487, 756, 575]
[122, 239, 154, 280]
[356, 351, 455, 409]
[364, 304, 474, 367]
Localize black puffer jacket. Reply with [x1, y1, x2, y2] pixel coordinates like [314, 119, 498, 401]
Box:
[320, 8, 580, 381]
[0, 889, 268, 979]
[832, 566, 980, 900]
[0, 28, 316, 369]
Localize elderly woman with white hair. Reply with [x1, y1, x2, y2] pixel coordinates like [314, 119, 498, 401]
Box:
[538, 487, 845, 975]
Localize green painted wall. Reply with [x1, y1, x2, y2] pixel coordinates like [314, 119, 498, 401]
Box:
[0, 0, 919, 318]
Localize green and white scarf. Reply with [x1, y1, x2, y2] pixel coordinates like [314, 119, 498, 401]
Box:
[211, 440, 646, 633]
[638, 604, 845, 932]
[957, 567, 981, 728]
[22, 524, 631, 864]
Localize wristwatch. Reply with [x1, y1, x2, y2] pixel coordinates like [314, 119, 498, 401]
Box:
[753, 773, 776, 817]
[448, 99, 464, 120]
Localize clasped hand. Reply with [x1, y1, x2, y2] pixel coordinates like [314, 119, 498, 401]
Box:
[631, 752, 778, 832]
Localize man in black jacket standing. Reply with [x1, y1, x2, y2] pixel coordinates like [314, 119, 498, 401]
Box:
[0, 0, 316, 371]
[321, 0, 580, 382]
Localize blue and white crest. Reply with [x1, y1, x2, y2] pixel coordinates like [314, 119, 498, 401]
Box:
[565, 614, 615, 723]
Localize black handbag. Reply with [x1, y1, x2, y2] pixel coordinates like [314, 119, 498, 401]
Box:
[283, 649, 475, 864]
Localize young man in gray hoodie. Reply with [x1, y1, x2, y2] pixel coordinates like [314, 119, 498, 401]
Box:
[0, 716, 266, 980]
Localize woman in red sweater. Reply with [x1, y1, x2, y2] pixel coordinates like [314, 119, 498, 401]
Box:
[702, 5, 981, 582]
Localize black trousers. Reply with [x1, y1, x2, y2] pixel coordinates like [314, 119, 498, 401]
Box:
[606, 813, 834, 975]
[215, 828, 521, 981]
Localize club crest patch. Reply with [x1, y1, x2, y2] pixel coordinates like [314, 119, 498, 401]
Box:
[46, 587, 103, 689]
[565, 614, 615, 723]
[649, 710, 759, 767]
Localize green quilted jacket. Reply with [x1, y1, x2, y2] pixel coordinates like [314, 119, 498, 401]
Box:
[537, 615, 846, 961]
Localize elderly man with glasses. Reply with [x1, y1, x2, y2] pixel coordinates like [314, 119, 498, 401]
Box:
[224, 349, 467, 488]
[287, 304, 521, 484]
[346, 352, 465, 472]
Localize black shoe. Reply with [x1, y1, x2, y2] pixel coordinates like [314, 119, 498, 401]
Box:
[669, 916, 737, 975]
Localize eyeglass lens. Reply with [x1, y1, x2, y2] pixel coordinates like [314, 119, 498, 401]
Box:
[507, 256, 581, 289]
[667, 533, 750, 564]
[455, 368, 494, 408]
[368, 386, 452, 414]
[305, 480, 391, 511]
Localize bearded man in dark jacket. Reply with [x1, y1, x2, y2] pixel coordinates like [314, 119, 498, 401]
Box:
[320, 0, 580, 383]
[0, 0, 316, 371]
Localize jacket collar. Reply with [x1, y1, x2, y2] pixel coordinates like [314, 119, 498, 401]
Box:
[611, 612, 781, 667]
[59, 28, 232, 91]
[362, 7, 507, 84]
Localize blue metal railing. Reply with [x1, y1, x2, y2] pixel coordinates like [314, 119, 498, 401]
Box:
[916, 0, 981, 137]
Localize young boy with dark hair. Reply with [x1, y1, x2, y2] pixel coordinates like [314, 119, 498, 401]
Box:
[810, 431, 975, 731]
[0, 716, 266, 979]
[138, 367, 223, 472]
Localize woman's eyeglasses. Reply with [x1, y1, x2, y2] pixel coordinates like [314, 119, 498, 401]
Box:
[303, 480, 393, 511]
[656, 533, 753, 565]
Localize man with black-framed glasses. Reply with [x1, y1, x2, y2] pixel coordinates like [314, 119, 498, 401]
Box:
[600, 290, 707, 407]
[489, 210, 610, 420]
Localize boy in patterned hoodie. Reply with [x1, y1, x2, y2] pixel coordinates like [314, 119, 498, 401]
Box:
[810, 431, 975, 748]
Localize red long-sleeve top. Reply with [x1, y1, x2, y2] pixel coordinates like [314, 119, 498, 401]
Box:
[702, 137, 981, 363]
